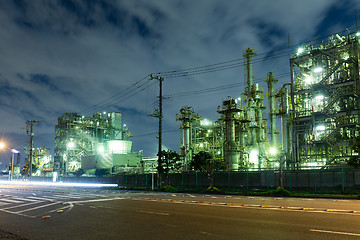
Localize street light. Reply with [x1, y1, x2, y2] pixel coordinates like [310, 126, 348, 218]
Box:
[0, 142, 19, 181]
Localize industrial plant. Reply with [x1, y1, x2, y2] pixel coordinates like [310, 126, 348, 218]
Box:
[11, 31, 359, 177]
[54, 112, 142, 175]
[177, 31, 360, 171]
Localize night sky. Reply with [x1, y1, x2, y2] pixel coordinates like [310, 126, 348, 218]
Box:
[0, 0, 359, 169]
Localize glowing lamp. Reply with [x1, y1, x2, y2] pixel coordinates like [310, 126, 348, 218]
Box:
[67, 141, 75, 149]
[304, 76, 313, 84]
[316, 125, 326, 131]
[313, 67, 323, 73]
[315, 95, 324, 100]
[269, 147, 277, 155]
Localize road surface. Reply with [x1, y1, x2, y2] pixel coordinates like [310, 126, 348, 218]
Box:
[0, 184, 360, 239]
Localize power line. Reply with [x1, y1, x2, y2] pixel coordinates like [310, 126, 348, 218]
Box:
[151, 26, 359, 80]
[165, 72, 291, 99]
[78, 75, 150, 115]
[133, 129, 179, 138]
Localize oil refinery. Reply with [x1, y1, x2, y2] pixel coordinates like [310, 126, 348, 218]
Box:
[54, 112, 142, 175]
[177, 31, 360, 171]
[13, 31, 360, 176]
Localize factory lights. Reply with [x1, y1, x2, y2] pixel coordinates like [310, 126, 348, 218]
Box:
[315, 95, 324, 100]
[297, 47, 304, 54]
[304, 76, 313, 84]
[249, 149, 258, 165]
[97, 145, 105, 154]
[313, 67, 323, 73]
[269, 147, 277, 155]
[316, 125, 326, 131]
[67, 141, 75, 149]
[201, 119, 212, 126]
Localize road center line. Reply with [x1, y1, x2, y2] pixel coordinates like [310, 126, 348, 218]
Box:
[310, 229, 360, 236]
[136, 210, 170, 216]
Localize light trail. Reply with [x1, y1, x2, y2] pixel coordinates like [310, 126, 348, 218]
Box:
[0, 180, 118, 188]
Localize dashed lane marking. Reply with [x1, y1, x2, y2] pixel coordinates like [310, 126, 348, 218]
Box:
[136, 210, 170, 216]
[130, 197, 360, 215]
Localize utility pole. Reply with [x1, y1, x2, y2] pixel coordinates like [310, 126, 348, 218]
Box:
[26, 120, 37, 180]
[148, 75, 164, 186]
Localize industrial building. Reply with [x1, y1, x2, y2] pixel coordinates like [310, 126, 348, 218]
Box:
[54, 112, 142, 175]
[177, 31, 360, 171]
[290, 32, 360, 168]
[32, 147, 53, 176]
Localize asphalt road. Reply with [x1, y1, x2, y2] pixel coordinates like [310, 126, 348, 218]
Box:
[0, 184, 360, 240]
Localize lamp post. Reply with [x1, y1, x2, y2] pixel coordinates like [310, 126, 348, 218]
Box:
[0, 143, 19, 180]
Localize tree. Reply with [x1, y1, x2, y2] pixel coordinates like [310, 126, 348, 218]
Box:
[95, 169, 110, 178]
[190, 151, 225, 188]
[157, 150, 182, 186]
[347, 136, 360, 168]
[74, 168, 85, 177]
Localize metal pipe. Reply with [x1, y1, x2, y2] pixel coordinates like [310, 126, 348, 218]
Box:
[266, 72, 278, 147]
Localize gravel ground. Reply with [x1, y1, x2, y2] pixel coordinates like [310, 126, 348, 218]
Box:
[0, 230, 28, 240]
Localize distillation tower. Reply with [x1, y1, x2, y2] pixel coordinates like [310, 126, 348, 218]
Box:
[290, 32, 360, 168]
[177, 106, 223, 170]
[178, 48, 269, 170]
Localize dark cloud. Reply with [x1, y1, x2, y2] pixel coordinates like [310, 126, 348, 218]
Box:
[0, 0, 357, 168]
[251, 19, 286, 47]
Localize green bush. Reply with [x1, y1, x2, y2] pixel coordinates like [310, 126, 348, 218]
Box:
[161, 185, 175, 192]
[206, 187, 223, 193]
[268, 187, 291, 196]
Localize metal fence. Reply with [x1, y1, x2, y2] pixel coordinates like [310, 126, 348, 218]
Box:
[116, 168, 360, 192]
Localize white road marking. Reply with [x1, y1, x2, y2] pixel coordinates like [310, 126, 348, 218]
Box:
[69, 197, 125, 204]
[0, 198, 23, 203]
[136, 210, 170, 216]
[3, 201, 43, 210]
[310, 229, 360, 236]
[0, 208, 35, 218]
[27, 196, 57, 201]
[16, 202, 59, 213]
[12, 197, 39, 202]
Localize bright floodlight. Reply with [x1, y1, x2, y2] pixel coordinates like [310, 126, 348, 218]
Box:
[97, 145, 105, 153]
[269, 147, 277, 155]
[0, 143, 4, 149]
[304, 76, 313, 84]
[249, 149, 258, 164]
[356, 32, 360, 36]
[316, 125, 326, 131]
[315, 95, 324, 100]
[67, 141, 75, 149]
[297, 47, 304, 54]
[11, 149, 19, 154]
[313, 67, 323, 73]
[201, 119, 211, 126]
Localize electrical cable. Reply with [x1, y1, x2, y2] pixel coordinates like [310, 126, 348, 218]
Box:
[78, 75, 150, 115]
